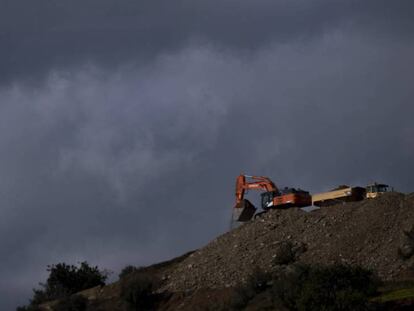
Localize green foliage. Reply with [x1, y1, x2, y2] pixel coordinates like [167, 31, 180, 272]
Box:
[119, 265, 141, 279]
[398, 226, 414, 259]
[374, 280, 414, 303]
[230, 264, 379, 311]
[17, 262, 106, 310]
[30, 288, 50, 306]
[285, 264, 379, 311]
[375, 287, 414, 303]
[120, 271, 160, 311]
[53, 295, 88, 311]
[43, 262, 107, 300]
[231, 268, 272, 309]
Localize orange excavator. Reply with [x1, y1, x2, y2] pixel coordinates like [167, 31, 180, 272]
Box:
[233, 174, 312, 222]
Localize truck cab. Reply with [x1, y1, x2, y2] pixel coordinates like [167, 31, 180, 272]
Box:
[366, 183, 390, 199]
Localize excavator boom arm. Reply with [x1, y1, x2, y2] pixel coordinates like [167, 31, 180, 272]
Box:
[235, 174, 279, 204]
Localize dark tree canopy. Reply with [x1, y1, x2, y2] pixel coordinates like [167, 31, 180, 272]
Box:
[18, 262, 107, 310]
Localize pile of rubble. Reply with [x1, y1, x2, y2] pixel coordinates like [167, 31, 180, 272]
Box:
[162, 193, 414, 291]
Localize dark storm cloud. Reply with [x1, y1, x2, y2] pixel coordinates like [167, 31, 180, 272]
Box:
[1, 0, 414, 84]
[1, 1, 414, 310]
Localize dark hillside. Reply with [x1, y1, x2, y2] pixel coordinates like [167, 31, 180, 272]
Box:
[163, 193, 414, 291]
[37, 193, 414, 310]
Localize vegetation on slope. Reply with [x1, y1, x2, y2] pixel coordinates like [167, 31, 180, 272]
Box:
[229, 264, 380, 311]
[17, 262, 107, 311]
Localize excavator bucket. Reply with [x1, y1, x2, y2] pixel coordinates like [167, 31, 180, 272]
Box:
[233, 199, 257, 222]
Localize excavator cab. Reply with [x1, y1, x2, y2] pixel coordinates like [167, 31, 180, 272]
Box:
[261, 191, 279, 210]
[261, 188, 312, 210]
[366, 183, 390, 199]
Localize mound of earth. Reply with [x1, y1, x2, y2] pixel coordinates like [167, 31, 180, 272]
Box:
[36, 193, 414, 311]
[162, 192, 414, 292]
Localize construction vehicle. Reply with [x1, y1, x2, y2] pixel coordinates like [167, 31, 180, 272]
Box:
[232, 175, 392, 221]
[366, 183, 390, 199]
[312, 182, 391, 207]
[233, 174, 312, 222]
[312, 185, 366, 207]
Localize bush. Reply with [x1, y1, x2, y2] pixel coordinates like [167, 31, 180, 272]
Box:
[43, 262, 107, 300]
[120, 271, 160, 311]
[119, 265, 141, 279]
[230, 268, 272, 309]
[273, 241, 307, 266]
[53, 295, 88, 311]
[18, 262, 107, 310]
[398, 227, 414, 260]
[272, 264, 379, 311]
[30, 289, 50, 306]
[230, 264, 379, 311]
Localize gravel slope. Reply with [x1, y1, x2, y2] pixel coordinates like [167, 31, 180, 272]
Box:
[163, 193, 414, 291]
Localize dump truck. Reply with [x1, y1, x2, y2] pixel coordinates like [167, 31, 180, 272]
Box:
[312, 185, 366, 207]
[312, 182, 391, 207]
[366, 183, 390, 199]
[233, 174, 312, 222]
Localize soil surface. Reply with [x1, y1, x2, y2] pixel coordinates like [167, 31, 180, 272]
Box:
[38, 193, 414, 310]
[162, 193, 414, 292]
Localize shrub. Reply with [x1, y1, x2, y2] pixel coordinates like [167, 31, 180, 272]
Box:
[53, 295, 88, 311]
[119, 265, 141, 279]
[272, 264, 379, 311]
[43, 262, 107, 299]
[273, 241, 307, 266]
[30, 289, 50, 306]
[230, 268, 272, 309]
[18, 262, 107, 310]
[398, 227, 414, 260]
[229, 264, 379, 311]
[120, 271, 160, 311]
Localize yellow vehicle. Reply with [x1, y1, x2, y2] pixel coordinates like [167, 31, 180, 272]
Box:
[312, 183, 391, 207]
[312, 186, 366, 207]
[366, 183, 390, 199]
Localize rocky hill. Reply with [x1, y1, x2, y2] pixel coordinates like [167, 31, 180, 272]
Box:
[162, 192, 414, 292]
[37, 192, 414, 310]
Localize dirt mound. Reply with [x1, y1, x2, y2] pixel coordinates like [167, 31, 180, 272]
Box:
[162, 193, 414, 292]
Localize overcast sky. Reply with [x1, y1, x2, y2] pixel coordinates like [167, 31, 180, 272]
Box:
[1, 1, 414, 309]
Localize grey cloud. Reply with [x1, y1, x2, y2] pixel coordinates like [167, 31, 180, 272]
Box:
[1, 1, 414, 310]
[1, 0, 414, 84]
